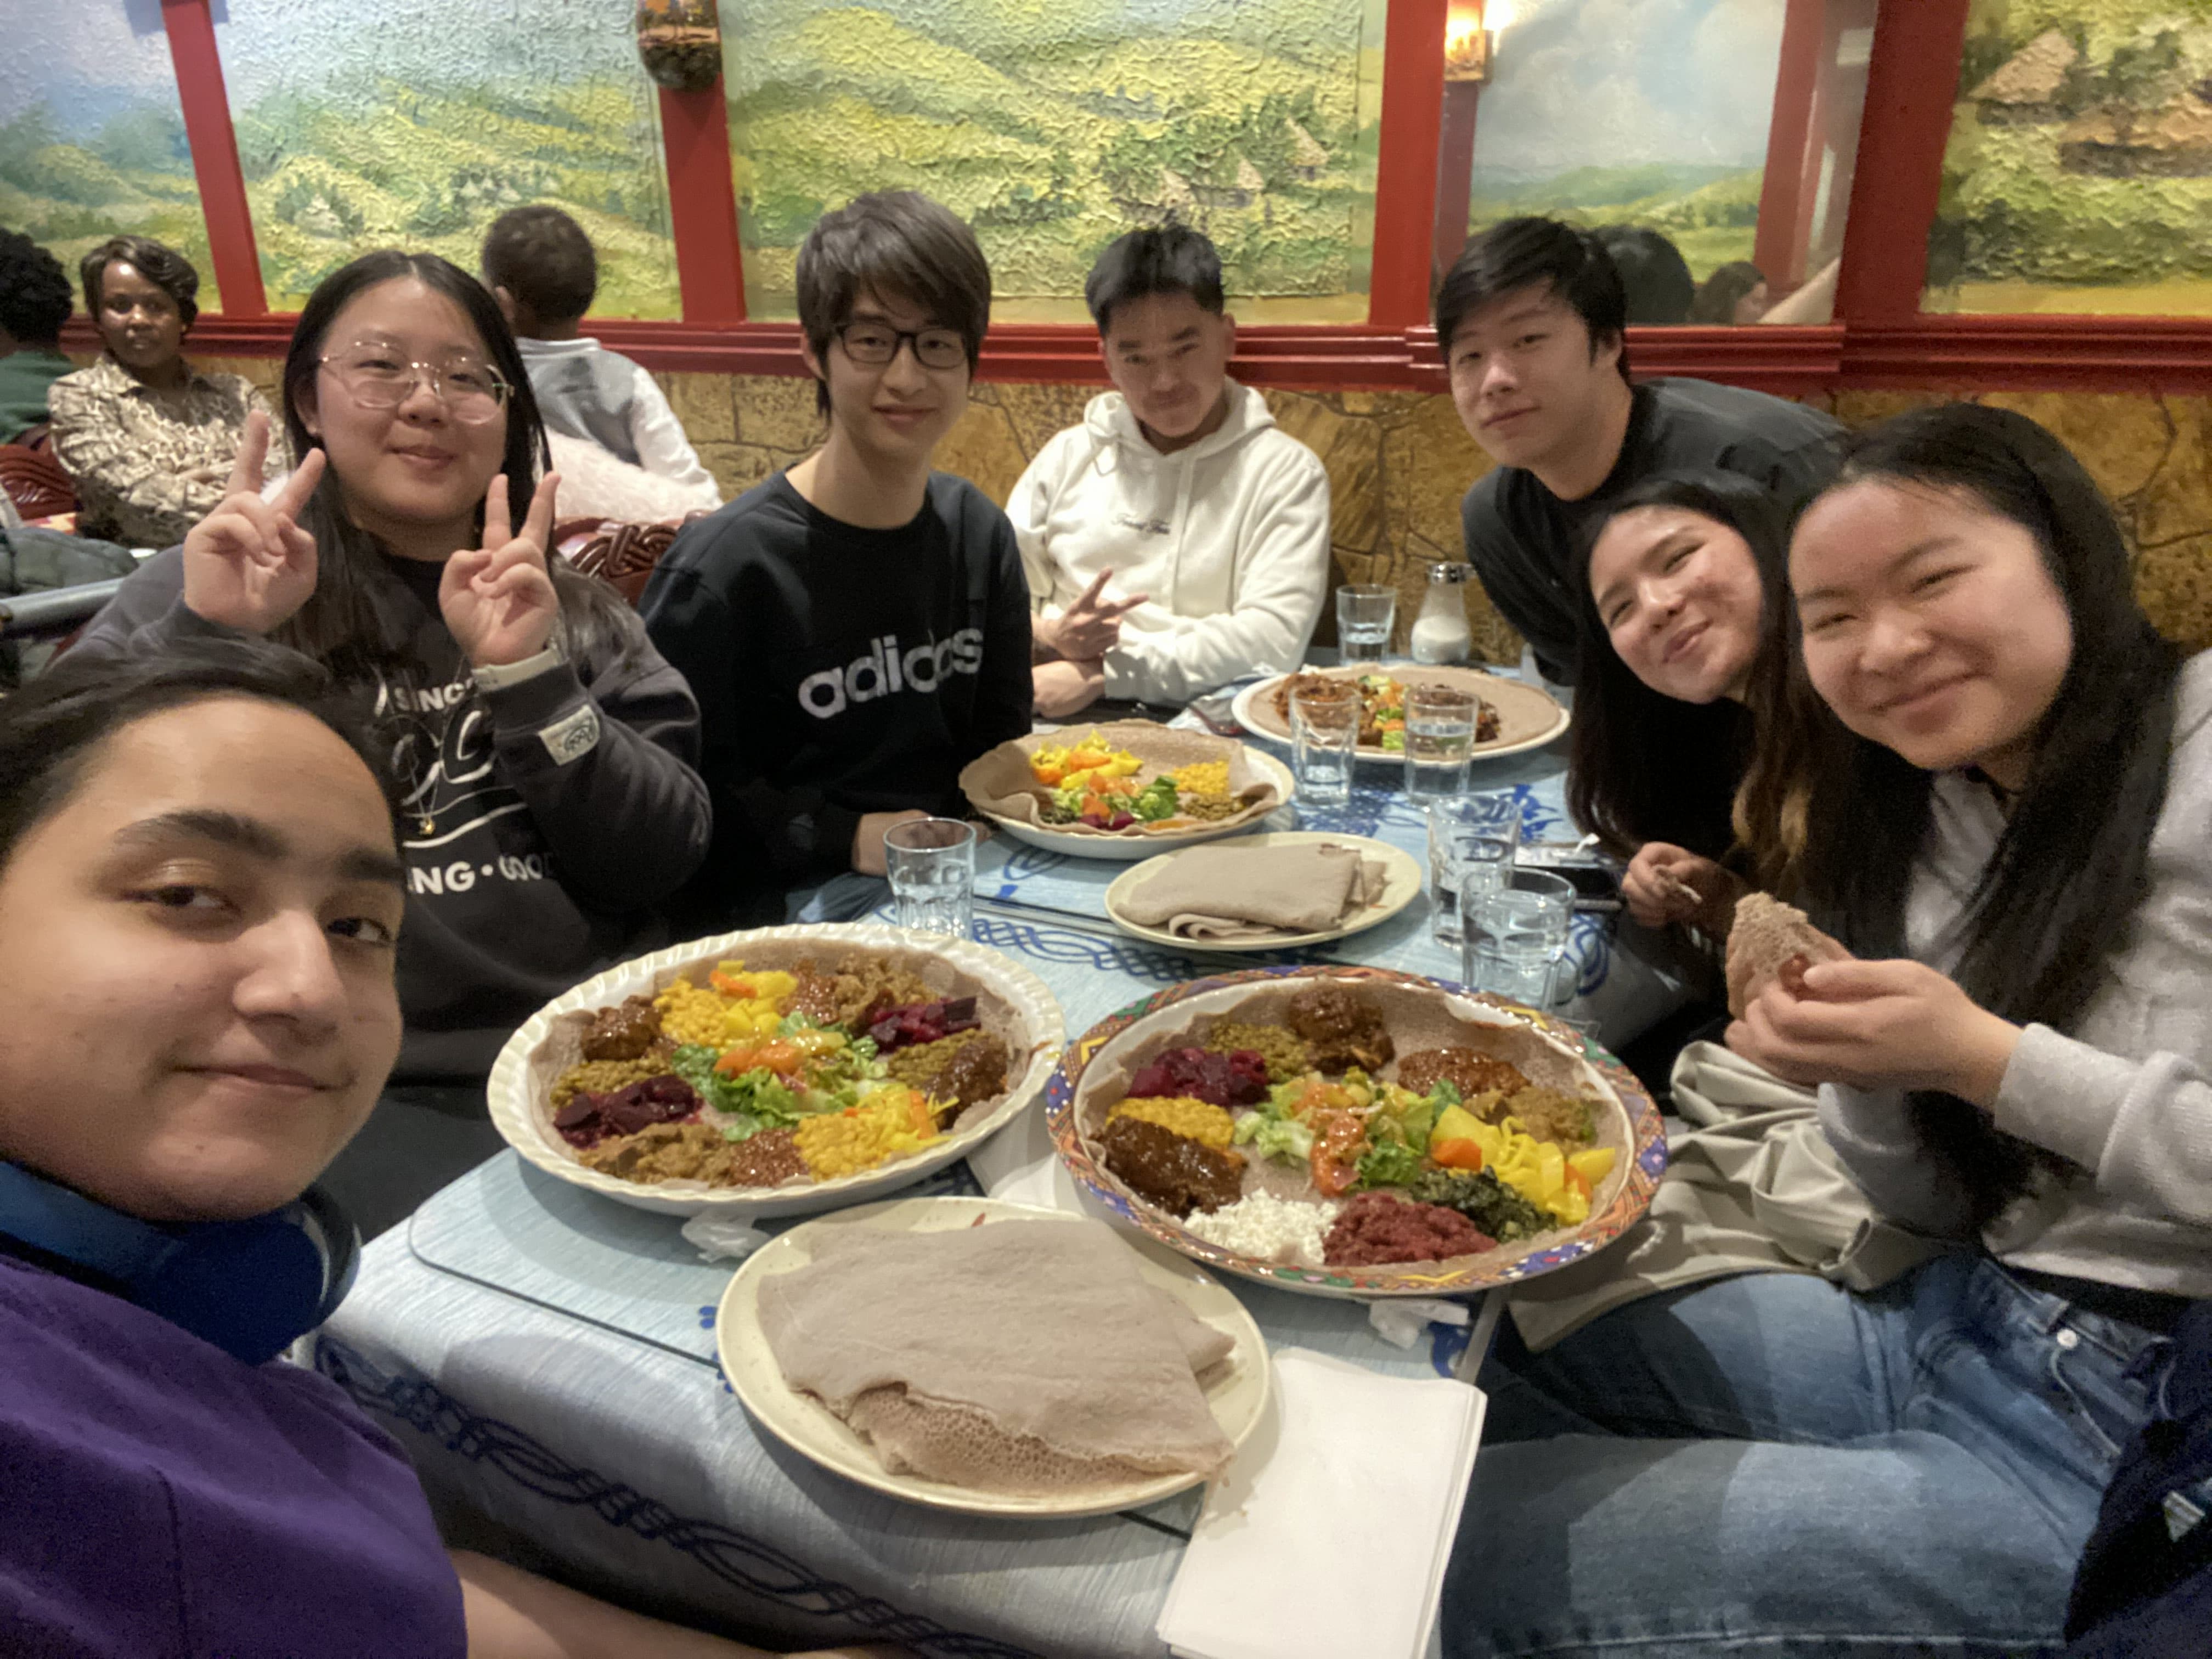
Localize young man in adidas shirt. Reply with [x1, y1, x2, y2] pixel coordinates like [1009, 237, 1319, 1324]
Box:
[1015, 227, 1330, 716]
[641, 191, 1031, 926]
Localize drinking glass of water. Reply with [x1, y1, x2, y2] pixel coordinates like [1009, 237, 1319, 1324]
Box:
[1403, 685, 1480, 800]
[884, 817, 977, 939]
[1426, 793, 1521, 944]
[1434, 832, 1513, 946]
[1336, 584, 1397, 665]
[1462, 867, 1576, 1009]
[1290, 680, 1361, 808]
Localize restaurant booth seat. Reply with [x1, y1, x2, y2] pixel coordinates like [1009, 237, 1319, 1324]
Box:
[0, 444, 76, 523]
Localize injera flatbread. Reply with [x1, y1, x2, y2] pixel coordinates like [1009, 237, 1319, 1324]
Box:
[1119, 840, 1386, 940]
[1726, 893, 1848, 1017]
[958, 719, 1279, 838]
[758, 1219, 1236, 1493]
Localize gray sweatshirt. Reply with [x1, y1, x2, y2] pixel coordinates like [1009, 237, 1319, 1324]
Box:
[74, 547, 713, 1081]
[1818, 650, 2212, 1295]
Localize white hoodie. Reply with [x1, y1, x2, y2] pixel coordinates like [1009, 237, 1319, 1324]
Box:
[1008, 380, 1330, 704]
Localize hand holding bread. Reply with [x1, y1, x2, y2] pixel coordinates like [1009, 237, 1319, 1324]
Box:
[1624, 843, 1743, 934]
[1724, 892, 1849, 1018]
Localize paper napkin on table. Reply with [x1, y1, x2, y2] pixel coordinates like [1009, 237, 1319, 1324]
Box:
[1157, 1347, 1485, 1659]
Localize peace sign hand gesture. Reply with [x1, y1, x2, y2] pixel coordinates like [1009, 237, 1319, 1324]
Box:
[180, 411, 325, 634]
[441, 472, 563, 669]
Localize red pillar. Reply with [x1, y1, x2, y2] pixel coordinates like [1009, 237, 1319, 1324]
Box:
[1753, 0, 1829, 289]
[1433, 82, 1483, 279]
[658, 82, 747, 325]
[1369, 0, 1451, 329]
[1835, 0, 1972, 324]
[159, 0, 266, 317]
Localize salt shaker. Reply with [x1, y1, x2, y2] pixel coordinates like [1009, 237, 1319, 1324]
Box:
[1410, 561, 1475, 664]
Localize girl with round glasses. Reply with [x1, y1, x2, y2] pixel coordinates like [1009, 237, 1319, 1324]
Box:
[75, 250, 712, 1234]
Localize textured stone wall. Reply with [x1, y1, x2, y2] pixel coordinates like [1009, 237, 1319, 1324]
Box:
[193, 353, 2212, 658]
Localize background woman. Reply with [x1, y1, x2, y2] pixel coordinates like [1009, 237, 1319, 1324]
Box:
[75, 250, 710, 1234]
[0, 642, 901, 1659]
[1444, 402, 2209, 1658]
[47, 235, 281, 545]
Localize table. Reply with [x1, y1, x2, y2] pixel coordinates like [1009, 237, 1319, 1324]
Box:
[313, 695, 1688, 1658]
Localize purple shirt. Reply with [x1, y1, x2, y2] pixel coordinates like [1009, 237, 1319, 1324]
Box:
[0, 1255, 467, 1657]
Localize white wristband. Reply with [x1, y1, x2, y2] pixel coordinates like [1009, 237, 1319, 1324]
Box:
[470, 642, 566, 691]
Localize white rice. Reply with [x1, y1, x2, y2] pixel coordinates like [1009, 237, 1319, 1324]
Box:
[1182, 1191, 1340, 1267]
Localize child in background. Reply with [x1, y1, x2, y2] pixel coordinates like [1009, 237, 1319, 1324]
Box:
[641, 191, 1031, 927]
[482, 205, 720, 511]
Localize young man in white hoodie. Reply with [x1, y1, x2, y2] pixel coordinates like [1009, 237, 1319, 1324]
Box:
[1014, 227, 1331, 716]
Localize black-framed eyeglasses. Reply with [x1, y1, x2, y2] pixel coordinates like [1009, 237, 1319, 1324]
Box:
[833, 320, 968, 370]
[319, 342, 511, 425]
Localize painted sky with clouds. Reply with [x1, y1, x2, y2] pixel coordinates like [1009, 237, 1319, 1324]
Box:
[1472, 0, 1787, 178]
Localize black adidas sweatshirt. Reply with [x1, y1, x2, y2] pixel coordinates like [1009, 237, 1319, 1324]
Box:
[75, 547, 712, 1081]
[640, 471, 1032, 924]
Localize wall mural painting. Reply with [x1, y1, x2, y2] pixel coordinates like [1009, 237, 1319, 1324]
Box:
[0, 2, 218, 312]
[718, 0, 1388, 323]
[211, 0, 681, 316]
[1929, 0, 2212, 315]
[1463, 0, 1789, 283]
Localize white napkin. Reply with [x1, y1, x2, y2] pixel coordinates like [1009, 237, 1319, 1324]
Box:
[1158, 1348, 1485, 1659]
[965, 1104, 1087, 1214]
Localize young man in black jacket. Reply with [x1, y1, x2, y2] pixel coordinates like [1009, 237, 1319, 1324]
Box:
[641, 191, 1031, 926]
[1444, 217, 1842, 685]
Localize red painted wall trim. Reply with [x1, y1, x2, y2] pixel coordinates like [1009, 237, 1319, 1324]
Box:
[657, 81, 747, 325]
[1833, 0, 1970, 326]
[1368, 0, 1449, 329]
[160, 0, 266, 317]
[1753, 0, 1827, 289]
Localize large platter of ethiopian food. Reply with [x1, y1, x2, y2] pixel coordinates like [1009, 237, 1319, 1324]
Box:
[957, 719, 1293, 860]
[489, 924, 1065, 1218]
[1232, 664, 1568, 762]
[1046, 964, 1665, 1298]
[720, 1195, 1267, 1517]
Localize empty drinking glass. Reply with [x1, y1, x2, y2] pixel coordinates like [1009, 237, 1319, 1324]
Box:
[1403, 685, 1481, 800]
[1426, 792, 1522, 943]
[884, 817, 977, 939]
[1462, 867, 1576, 1009]
[1290, 680, 1361, 808]
[1433, 833, 1513, 946]
[1336, 584, 1397, 665]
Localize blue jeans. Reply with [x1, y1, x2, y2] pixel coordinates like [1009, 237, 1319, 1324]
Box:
[782, 871, 887, 924]
[1443, 1254, 2171, 1658]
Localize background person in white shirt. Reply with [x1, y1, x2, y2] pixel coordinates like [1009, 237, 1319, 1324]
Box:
[482, 206, 720, 514]
[1014, 227, 1331, 717]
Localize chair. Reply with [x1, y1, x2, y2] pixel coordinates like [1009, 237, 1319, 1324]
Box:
[567, 519, 684, 607]
[0, 446, 76, 522]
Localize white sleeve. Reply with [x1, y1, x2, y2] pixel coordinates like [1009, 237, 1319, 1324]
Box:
[1100, 454, 1330, 704]
[1994, 1023, 2212, 1227]
[625, 364, 721, 506]
[1007, 441, 1064, 619]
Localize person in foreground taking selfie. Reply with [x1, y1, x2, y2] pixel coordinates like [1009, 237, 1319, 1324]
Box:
[0, 643, 907, 1659]
[1442, 402, 2211, 1658]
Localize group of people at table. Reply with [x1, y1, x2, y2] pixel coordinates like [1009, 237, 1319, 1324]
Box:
[0, 185, 2203, 1659]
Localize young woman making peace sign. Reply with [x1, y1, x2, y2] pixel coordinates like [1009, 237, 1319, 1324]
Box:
[76, 251, 711, 1232]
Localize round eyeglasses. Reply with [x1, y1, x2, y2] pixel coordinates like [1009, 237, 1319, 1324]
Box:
[833, 320, 968, 370]
[319, 343, 511, 425]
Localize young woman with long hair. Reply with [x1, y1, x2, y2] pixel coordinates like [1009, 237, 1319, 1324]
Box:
[74, 251, 710, 1229]
[1444, 402, 2210, 1658]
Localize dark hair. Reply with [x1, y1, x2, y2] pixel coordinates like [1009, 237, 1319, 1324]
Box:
[1593, 225, 1694, 326]
[795, 190, 992, 416]
[1084, 225, 1224, 334]
[1784, 402, 2185, 1227]
[0, 641, 398, 876]
[1567, 471, 1793, 864]
[80, 235, 199, 331]
[0, 228, 72, 347]
[1690, 261, 1767, 326]
[275, 250, 637, 684]
[482, 205, 597, 324]
[1434, 216, 1629, 383]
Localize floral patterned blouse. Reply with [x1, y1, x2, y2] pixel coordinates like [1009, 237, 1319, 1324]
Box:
[47, 355, 283, 548]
